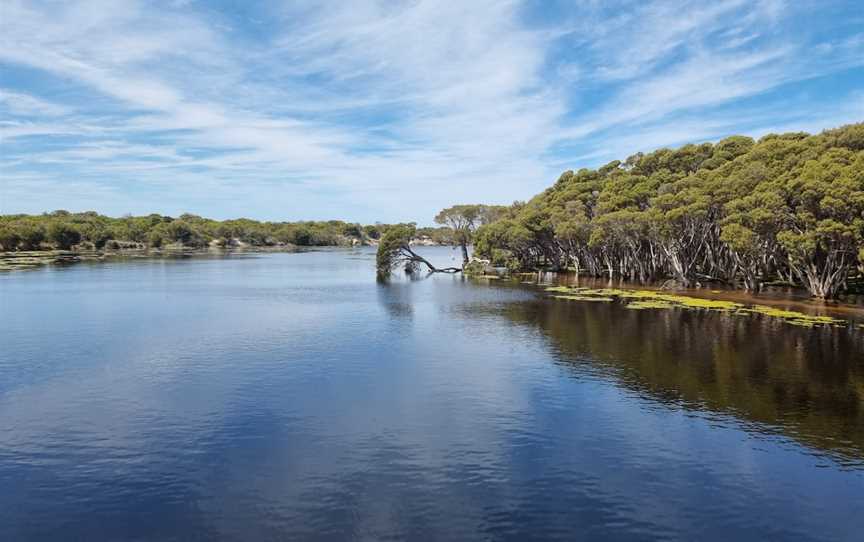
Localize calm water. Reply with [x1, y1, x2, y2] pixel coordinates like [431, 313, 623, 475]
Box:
[1, 248, 862, 541]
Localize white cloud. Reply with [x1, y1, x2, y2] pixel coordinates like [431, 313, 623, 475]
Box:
[0, 0, 862, 222]
[0, 90, 71, 116]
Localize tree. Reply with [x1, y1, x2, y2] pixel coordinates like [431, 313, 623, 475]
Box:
[376, 224, 461, 279]
[0, 225, 22, 251]
[363, 224, 382, 240]
[342, 223, 362, 238]
[471, 122, 864, 299]
[0, 211, 406, 253]
[146, 220, 207, 248]
[434, 204, 499, 267]
[474, 218, 534, 271]
[775, 149, 864, 298]
[47, 222, 82, 250]
[79, 222, 111, 248]
[165, 220, 208, 247]
[13, 220, 46, 250]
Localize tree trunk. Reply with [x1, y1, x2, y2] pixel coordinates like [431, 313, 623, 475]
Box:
[403, 245, 462, 274]
[790, 251, 850, 299]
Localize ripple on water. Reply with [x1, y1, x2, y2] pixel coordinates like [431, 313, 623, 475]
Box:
[0, 248, 862, 541]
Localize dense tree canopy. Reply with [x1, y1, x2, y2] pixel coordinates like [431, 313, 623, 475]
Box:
[5, 123, 862, 298]
[0, 211, 387, 251]
[0, 210, 463, 278]
[434, 204, 507, 267]
[472, 122, 864, 299]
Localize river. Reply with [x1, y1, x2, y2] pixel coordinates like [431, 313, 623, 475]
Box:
[1, 247, 862, 540]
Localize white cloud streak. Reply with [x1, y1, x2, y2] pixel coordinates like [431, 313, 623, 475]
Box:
[0, 0, 862, 221]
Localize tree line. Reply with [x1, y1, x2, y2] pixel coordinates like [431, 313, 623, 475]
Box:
[6, 122, 863, 299]
[0, 211, 453, 252]
[376, 123, 862, 299]
[375, 204, 505, 278]
[466, 122, 863, 299]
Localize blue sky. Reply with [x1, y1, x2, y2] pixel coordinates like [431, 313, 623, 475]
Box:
[1, 0, 863, 224]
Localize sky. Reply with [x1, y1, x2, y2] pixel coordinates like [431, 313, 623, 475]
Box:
[1, 0, 863, 224]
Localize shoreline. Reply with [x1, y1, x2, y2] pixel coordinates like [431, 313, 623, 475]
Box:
[5, 247, 864, 316]
[0, 245, 307, 271]
[0, 239, 449, 272]
[472, 270, 864, 318]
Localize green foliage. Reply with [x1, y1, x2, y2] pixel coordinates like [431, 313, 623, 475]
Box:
[363, 224, 382, 239]
[47, 222, 82, 250]
[3, 219, 47, 250]
[0, 211, 385, 252]
[376, 224, 416, 278]
[0, 225, 22, 251]
[415, 226, 453, 244]
[473, 122, 864, 298]
[158, 220, 208, 248]
[434, 204, 509, 265]
[342, 223, 362, 238]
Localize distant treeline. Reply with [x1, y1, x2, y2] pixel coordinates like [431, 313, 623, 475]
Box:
[471, 122, 864, 299]
[0, 211, 453, 251]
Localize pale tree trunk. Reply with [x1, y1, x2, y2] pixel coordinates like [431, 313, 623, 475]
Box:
[791, 251, 850, 299]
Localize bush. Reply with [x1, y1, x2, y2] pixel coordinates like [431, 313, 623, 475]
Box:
[0, 226, 22, 251]
[47, 222, 82, 250]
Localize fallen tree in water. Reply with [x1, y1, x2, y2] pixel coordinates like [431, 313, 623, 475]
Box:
[376, 224, 462, 278]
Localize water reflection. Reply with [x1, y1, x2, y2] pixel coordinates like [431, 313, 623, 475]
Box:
[1, 249, 863, 541]
[474, 293, 864, 465]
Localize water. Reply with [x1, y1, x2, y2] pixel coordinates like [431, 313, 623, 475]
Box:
[1, 247, 862, 541]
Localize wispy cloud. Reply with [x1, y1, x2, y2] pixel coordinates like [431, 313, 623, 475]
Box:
[1, 0, 862, 221]
[0, 90, 71, 117]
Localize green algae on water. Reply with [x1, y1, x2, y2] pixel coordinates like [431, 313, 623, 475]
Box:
[545, 286, 576, 293]
[545, 285, 851, 328]
[740, 305, 843, 327]
[553, 295, 614, 302]
[655, 295, 742, 311]
[626, 300, 676, 310]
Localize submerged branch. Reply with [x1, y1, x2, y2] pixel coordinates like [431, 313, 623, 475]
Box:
[401, 245, 461, 273]
[376, 224, 462, 278]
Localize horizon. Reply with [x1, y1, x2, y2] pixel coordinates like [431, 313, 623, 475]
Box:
[2, 1, 863, 223]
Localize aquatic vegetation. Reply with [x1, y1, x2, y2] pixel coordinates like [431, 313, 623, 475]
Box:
[741, 305, 843, 327]
[545, 286, 574, 293]
[553, 295, 614, 302]
[546, 285, 851, 327]
[547, 287, 741, 309]
[655, 295, 742, 311]
[626, 300, 676, 310]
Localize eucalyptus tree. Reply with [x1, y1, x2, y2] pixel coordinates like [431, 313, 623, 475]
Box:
[434, 204, 507, 267]
[46, 222, 82, 250]
[470, 121, 864, 299]
[376, 224, 461, 278]
[0, 211, 382, 251]
[775, 148, 864, 298]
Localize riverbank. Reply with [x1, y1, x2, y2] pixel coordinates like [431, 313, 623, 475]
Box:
[0, 235, 452, 272]
[0, 245, 304, 272]
[468, 271, 864, 327]
[0, 237, 450, 272]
